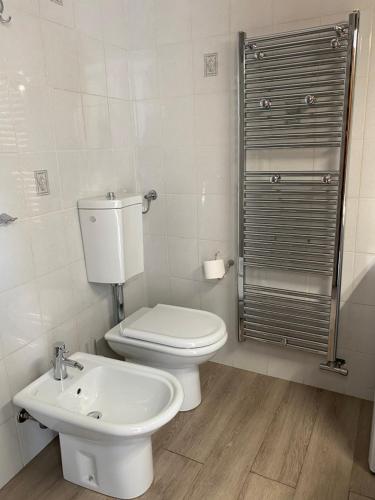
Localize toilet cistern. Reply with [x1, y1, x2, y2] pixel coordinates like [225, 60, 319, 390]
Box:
[53, 341, 84, 380]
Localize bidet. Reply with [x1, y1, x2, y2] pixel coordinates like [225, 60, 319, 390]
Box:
[14, 353, 183, 499]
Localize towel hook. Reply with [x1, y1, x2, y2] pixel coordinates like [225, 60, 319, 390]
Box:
[0, 0, 11, 24]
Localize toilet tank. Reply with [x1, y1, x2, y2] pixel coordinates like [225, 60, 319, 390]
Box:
[78, 193, 144, 284]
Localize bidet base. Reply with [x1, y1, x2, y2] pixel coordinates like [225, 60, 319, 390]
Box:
[59, 433, 153, 499]
[166, 366, 201, 411]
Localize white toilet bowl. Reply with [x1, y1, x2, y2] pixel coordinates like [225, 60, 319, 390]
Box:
[105, 304, 228, 411]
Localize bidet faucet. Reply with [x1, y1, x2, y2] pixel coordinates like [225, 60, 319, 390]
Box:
[53, 342, 84, 380]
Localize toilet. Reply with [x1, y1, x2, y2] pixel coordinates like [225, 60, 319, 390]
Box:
[78, 192, 228, 412]
[105, 304, 228, 411]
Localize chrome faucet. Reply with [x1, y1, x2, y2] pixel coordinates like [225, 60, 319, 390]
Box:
[53, 342, 84, 380]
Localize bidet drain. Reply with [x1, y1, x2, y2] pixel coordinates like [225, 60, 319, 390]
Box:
[87, 411, 102, 419]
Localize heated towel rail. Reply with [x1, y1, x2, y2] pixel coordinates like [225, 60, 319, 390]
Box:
[238, 11, 359, 375]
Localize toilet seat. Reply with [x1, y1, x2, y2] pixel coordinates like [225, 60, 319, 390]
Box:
[120, 304, 226, 349]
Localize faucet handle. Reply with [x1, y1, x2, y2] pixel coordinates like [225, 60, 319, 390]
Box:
[53, 341, 68, 357]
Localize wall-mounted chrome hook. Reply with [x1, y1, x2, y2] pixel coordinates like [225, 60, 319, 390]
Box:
[142, 190, 158, 215]
[0, 0, 11, 23]
[0, 213, 17, 225]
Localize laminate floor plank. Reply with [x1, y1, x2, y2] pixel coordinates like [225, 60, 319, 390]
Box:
[252, 383, 321, 487]
[140, 449, 202, 500]
[350, 399, 375, 499]
[152, 361, 228, 455]
[185, 375, 290, 500]
[349, 493, 375, 500]
[239, 472, 295, 500]
[161, 364, 258, 463]
[0, 438, 61, 500]
[294, 390, 361, 500]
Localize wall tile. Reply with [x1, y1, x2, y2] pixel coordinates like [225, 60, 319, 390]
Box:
[166, 194, 198, 238]
[0, 154, 26, 219]
[128, 49, 159, 100]
[360, 140, 375, 197]
[0, 362, 12, 425]
[198, 194, 231, 240]
[86, 149, 117, 194]
[47, 318, 79, 357]
[356, 199, 375, 253]
[144, 234, 169, 275]
[156, 0, 192, 45]
[37, 267, 77, 331]
[164, 146, 197, 194]
[41, 21, 80, 92]
[5, 334, 49, 396]
[191, 0, 230, 38]
[30, 212, 68, 277]
[158, 43, 193, 98]
[74, 0, 103, 40]
[76, 297, 112, 351]
[161, 95, 194, 147]
[194, 92, 229, 145]
[53, 89, 85, 149]
[58, 150, 89, 209]
[113, 149, 137, 192]
[169, 277, 201, 308]
[10, 83, 55, 153]
[0, 419, 23, 489]
[146, 273, 171, 307]
[0, 221, 34, 293]
[168, 236, 199, 279]
[2, 12, 45, 86]
[105, 45, 130, 100]
[0, 282, 43, 358]
[125, 0, 156, 50]
[39, 0, 74, 27]
[100, 0, 127, 49]
[109, 99, 135, 149]
[82, 94, 111, 149]
[196, 145, 230, 195]
[135, 146, 164, 193]
[135, 100, 162, 146]
[78, 35, 107, 96]
[230, 0, 273, 32]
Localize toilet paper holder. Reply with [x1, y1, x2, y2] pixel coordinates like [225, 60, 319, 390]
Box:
[217, 253, 234, 279]
[203, 252, 234, 280]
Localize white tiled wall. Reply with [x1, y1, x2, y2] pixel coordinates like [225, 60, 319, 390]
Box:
[0, 0, 146, 488]
[2, 0, 375, 489]
[136, 0, 375, 405]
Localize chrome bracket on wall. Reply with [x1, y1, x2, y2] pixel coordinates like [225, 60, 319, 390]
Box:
[0, 213, 17, 225]
[142, 190, 158, 215]
[0, 0, 11, 23]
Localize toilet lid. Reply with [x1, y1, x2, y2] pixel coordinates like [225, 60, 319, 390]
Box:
[120, 304, 227, 349]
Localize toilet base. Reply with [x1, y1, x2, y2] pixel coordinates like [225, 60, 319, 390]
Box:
[60, 433, 153, 499]
[166, 366, 201, 411]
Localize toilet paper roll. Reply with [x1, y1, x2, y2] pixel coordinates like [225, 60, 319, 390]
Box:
[203, 259, 226, 279]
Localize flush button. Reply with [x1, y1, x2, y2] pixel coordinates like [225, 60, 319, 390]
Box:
[106, 191, 116, 200]
[89, 216, 96, 223]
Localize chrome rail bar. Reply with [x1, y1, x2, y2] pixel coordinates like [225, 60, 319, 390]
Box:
[244, 22, 347, 44]
[245, 79, 346, 92]
[245, 35, 348, 52]
[245, 47, 347, 62]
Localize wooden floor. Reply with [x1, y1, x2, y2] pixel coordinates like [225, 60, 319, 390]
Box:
[1, 362, 374, 500]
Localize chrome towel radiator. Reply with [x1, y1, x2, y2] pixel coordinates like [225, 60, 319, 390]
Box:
[238, 12, 359, 375]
